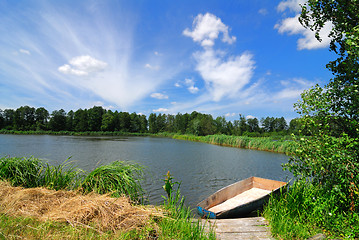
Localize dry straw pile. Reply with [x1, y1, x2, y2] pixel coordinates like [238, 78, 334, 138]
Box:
[0, 181, 161, 233]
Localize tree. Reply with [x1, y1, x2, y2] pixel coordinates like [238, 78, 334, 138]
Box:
[66, 110, 75, 131]
[88, 106, 104, 131]
[101, 111, 115, 131]
[35, 107, 49, 130]
[49, 109, 67, 131]
[14, 106, 36, 130]
[148, 113, 158, 133]
[74, 109, 88, 132]
[3, 109, 15, 129]
[285, 0, 359, 215]
[0, 110, 4, 129]
[300, 0, 359, 137]
[247, 118, 259, 132]
[261, 117, 275, 132]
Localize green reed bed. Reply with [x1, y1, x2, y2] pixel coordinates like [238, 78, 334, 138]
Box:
[173, 134, 295, 155]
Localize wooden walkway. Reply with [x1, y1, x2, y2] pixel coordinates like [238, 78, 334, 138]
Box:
[200, 217, 273, 240]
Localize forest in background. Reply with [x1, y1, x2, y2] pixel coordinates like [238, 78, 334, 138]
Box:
[0, 106, 300, 137]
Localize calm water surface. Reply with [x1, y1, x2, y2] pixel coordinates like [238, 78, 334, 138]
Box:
[0, 134, 291, 207]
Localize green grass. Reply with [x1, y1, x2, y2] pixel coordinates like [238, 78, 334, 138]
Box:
[41, 158, 84, 190]
[263, 179, 359, 239]
[0, 213, 163, 240]
[173, 134, 295, 155]
[81, 161, 145, 202]
[0, 156, 43, 188]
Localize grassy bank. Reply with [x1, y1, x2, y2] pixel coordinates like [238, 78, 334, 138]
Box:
[173, 134, 295, 155]
[0, 156, 215, 239]
[263, 179, 359, 239]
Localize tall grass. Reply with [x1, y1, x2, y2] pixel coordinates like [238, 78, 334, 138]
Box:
[0, 157, 145, 201]
[81, 161, 145, 202]
[173, 134, 295, 155]
[41, 158, 84, 190]
[160, 171, 216, 240]
[0, 156, 43, 188]
[263, 179, 359, 239]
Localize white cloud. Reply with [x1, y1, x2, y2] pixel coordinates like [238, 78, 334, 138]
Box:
[258, 8, 268, 16]
[275, 14, 332, 50]
[58, 64, 88, 76]
[153, 108, 169, 113]
[225, 112, 236, 117]
[275, 78, 313, 99]
[174, 82, 181, 88]
[145, 63, 160, 70]
[183, 13, 236, 47]
[277, 0, 305, 12]
[188, 85, 199, 94]
[194, 49, 255, 101]
[184, 78, 199, 94]
[276, 0, 332, 50]
[184, 13, 255, 102]
[19, 49, 31, 55]
[246, 115, 256, 119]
[150, 93, 169, 100]
[58, 55, 107, 76]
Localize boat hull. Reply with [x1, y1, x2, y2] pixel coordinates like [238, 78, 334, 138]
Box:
[197, 177, 287, 219]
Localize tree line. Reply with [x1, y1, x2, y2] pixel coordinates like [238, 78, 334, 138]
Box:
[0, 106, 300, 136]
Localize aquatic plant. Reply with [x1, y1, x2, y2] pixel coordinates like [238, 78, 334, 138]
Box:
[81, 161, 145, 202]
[173, 134, 295, 155]
[0, 156, 43, 188]
[41, 158, 84, 190]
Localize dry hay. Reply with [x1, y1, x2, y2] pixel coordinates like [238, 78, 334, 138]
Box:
[0, 181, 161, 232]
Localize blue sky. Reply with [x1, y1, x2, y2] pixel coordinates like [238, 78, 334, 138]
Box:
[0, 0, 334, 121]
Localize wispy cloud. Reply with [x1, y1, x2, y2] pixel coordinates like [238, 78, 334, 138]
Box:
[153, 108, 169, 113]
[19, 49, 31, 55]
[0, 1, 177, 110]
[275, 0, 332, 50]
[150, 93, 169, 100]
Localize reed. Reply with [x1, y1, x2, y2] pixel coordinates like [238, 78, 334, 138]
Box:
[0, 156, 43, 188]
[173, 134, 295, 155]
[81, 161, 145, 202]
[41, 158, 84, 190]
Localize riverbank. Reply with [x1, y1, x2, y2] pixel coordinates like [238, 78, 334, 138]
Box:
[173, 134, 294, 155]
[0, 129, 294, 155]
[0, 156, 215, 239]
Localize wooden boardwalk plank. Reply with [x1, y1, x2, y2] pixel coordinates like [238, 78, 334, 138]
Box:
[199, 217, 273, 240]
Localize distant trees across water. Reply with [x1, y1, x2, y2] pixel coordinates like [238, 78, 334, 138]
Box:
[0, 106, 301, 136]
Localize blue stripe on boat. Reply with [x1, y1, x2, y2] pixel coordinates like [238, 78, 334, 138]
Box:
[197, 206, 216, 219]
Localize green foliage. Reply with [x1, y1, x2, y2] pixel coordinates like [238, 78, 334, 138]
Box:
[173, 134, 295, 155]
[264, 179, 359, 239]
[41, 158, 84, 191]
[265, 2, 359, 237]
[0, 156, 43, 188]
[160, 171, 216, 240]
[81, 161, 145, 202]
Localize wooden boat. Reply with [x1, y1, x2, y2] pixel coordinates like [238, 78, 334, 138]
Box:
[197, 176, 287, 219]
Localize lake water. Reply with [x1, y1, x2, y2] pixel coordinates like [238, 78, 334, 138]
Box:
[0, 134, 291, 207]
